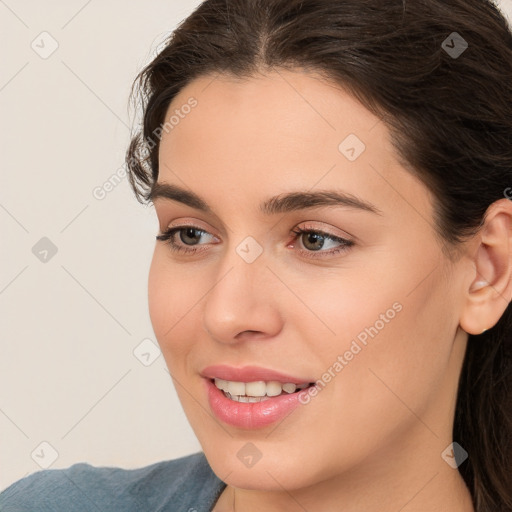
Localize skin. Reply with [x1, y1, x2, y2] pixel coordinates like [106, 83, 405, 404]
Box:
[148, 69, 512, 511]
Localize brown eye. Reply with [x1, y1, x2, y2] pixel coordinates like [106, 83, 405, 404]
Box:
[179, 227, 204, 245]
[156, 226, 218, 254]
[301, 232, 327, 251]
[290, 227, 354, 259]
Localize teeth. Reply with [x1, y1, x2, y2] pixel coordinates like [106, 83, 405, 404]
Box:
[227, 381, 245, 396]
[266, 381, 282, 396]
[214, 378, 229, 391]
[238, 396, 265, 403]
[282, 382, 297, 393]
[245, 381, 266, 397]
[214, 378, 310, 400]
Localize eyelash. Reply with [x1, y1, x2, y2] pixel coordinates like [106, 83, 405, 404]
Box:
[156, 224, 354, 259]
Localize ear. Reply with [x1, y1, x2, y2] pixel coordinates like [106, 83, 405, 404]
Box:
[460, 198, 512, 335]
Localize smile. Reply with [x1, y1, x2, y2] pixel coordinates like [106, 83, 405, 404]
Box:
[199, 365, 318, 428]
[213, 378, 311, 402]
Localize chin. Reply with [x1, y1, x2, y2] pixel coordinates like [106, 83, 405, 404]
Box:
[212, 462, 306, 491]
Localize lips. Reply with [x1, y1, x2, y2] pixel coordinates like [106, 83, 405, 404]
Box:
[200, 365, 316, 429]
[200, 364, 313, 384]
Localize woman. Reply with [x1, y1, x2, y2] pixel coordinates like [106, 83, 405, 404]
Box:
[2, 0, 512, 510]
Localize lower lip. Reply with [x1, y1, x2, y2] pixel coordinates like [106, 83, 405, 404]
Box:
[205, 379, 310, 429]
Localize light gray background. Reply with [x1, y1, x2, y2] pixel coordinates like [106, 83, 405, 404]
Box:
[1, 0, 511, 491]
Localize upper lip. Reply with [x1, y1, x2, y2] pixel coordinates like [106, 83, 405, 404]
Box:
[200, 364, 313, 384]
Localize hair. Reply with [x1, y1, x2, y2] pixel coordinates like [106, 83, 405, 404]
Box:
[125, 0, 512, 510]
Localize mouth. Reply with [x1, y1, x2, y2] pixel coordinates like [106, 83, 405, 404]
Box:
[212, 378, 315, 403]
[200, 365, 318, 428]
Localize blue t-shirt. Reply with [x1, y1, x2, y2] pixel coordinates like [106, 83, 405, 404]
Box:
[0, 451, 226, 512]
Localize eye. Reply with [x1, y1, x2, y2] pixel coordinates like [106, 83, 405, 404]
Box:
[156, 226, 218, 255]
[289, 225, 354, 259]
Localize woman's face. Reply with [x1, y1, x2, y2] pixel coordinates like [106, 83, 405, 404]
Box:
[149, 69, 471, 491]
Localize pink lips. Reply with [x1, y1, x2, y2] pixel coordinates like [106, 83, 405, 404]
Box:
[200, 364, 312, 384]
[201, 365, 314, 429]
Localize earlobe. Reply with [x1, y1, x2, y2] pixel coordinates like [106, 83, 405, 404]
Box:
[459, 199, 512, 336]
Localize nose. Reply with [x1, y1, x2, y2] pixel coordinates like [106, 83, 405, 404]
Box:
[202, 253, 284, 345]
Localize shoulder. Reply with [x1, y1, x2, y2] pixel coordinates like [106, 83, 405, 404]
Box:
[0, 452, 226, 512]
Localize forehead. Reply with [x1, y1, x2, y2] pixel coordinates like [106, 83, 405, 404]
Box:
[156, 69, 433, 224]
[161, 69, 380, 158]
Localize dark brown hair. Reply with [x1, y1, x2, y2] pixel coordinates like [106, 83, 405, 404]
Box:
[126, 0, 512, 510]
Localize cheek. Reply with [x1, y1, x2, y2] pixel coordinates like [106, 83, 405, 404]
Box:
[287, 246, 455, 417]
[148, 251, 169, 340]
[338, 272, 455, 433]
[148, 250, 203, 360]
[281, 256, 406, 360]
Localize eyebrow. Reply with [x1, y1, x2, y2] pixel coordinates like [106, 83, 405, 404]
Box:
[149, 182, 382, 216]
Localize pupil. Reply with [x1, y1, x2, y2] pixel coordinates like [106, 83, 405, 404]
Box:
[181, 228, 201, 245]
[303, 233, 324, 251]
